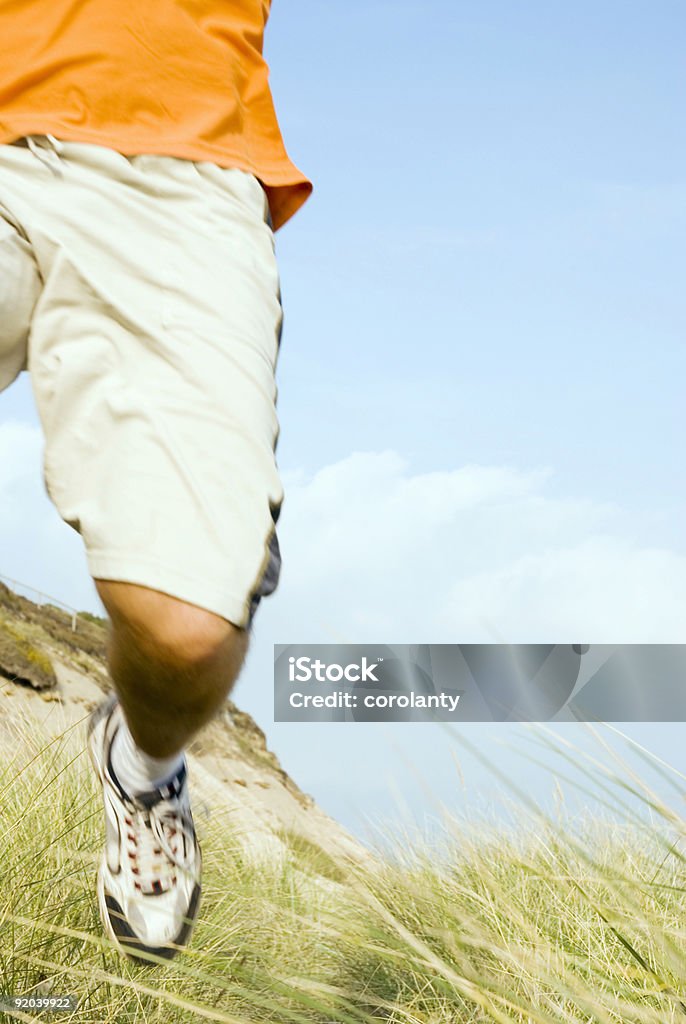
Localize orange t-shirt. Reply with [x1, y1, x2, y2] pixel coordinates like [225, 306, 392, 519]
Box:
[0, 0, 311, 231]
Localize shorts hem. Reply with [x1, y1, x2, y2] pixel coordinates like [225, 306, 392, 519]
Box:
[86, 552, 253, 629]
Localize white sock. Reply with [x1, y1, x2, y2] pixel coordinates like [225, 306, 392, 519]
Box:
[111, 718, 185, 797]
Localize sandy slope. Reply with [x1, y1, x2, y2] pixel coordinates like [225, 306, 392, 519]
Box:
[0, 586, 369, 873]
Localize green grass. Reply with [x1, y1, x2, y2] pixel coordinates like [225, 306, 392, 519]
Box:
[0, 619, 57, 689]
[75, 613, 107, 628]
[1, 718, 685, 1023]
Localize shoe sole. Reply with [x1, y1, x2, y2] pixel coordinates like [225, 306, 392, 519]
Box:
[95, 863, 202, 964]
[87, 695, 202, 963]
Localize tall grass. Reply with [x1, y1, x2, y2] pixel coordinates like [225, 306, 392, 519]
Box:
[1, 713, 684, 1023]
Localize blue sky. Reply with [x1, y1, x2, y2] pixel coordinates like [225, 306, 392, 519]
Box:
[1, 1, 685, 840]
[268, 0, 684, 515]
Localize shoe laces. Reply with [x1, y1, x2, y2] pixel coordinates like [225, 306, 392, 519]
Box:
[123, 792, 197, 896]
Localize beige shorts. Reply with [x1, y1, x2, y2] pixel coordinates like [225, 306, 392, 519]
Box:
[0, 135, 284, 629]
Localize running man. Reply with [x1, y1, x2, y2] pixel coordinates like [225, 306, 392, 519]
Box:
[0, 0, 311, 960]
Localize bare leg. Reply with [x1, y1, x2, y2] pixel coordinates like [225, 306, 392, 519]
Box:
[94, 580, 249, 757]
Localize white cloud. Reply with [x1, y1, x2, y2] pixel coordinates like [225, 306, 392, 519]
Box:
[2, 432, 685, 642]
[445, 538, 686, 642]
[0, 421, 42, 491]
[0, 421, 97, 613]
[270, 451, 686, 643]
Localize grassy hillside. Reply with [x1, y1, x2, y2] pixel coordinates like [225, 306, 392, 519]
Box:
[1, 717, 684, 1024]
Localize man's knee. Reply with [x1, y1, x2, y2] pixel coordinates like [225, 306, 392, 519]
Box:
[94, 579, 247, 672]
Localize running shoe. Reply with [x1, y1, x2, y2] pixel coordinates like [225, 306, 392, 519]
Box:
[87, 695, 202, 961]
